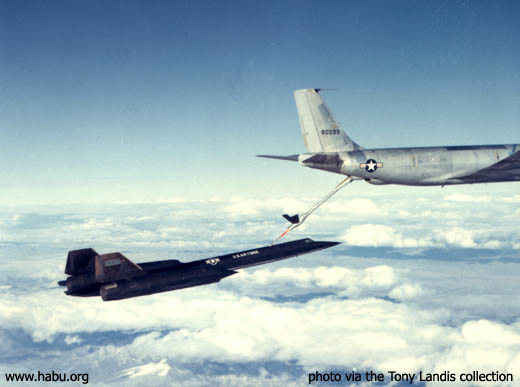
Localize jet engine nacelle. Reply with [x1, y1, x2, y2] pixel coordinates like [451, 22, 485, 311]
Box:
[100, 278, 152, 301]
[99, 270, 237, 301]
[65, 273, 95, 294]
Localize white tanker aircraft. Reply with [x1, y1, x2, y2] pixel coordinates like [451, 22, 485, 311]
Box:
[259, 89, 519, 240]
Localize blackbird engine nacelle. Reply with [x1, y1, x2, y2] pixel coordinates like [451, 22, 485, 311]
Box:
[99, 279, 151, 301]
[65, 273, 95, 294]
[98, 270, 237, 301]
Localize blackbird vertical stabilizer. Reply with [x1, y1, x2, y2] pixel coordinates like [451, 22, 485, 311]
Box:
[94, 252, 146, 282]
[65, 248, 98, 275]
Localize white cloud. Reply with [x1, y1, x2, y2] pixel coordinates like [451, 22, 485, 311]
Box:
[223, 199, 262, 216]
[389, 283, 424, 300]
[482, 240, 503, 249]
[72, 297, 520, 384]
[114, 197, 187, 204]
[430, 320, 520, 386]
[434, 227, 508, 249]
[1, 261, 517, 383]
[323, 198, 381, 216]
[0, 265, 403, 343]
[159, 197, 187, 204]
[502, 194, 520, 203]
[116, 359, 170, 379]
[1, 192, 520, 386]
[461, 320, 520, 346]
[445, 193, 493, 203]
[340, 224, 513, 250]
[64, 335, 82, 345]
[228, 265, 398, 298]
[85, 296, 446, 370]
[0, 271, 519, 386]
[212, 230, 228, 239]
[341, 224, 432, 248]
[435, 227, 477, 248]
[222, 198, 307, 217]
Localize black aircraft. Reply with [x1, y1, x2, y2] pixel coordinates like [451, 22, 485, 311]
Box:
[58, 238, 339, 301]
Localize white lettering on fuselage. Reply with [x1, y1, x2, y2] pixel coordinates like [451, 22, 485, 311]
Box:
[232, 250, 260, 259]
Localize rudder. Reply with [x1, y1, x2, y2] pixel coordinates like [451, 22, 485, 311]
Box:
[294, 89, 362, 153]
[65, 248, 98, 275]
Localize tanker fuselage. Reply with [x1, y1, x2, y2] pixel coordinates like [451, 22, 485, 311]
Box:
[298, 144, 520, 185]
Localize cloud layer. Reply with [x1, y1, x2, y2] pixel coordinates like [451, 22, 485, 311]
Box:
[1, 186, 519, 385]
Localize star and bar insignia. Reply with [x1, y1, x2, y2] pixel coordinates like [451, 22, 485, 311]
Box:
[360, 159, 383, 172]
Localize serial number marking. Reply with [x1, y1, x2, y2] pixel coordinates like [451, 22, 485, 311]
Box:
[232, 250, 259, 259]
[105, 258, 121, 267]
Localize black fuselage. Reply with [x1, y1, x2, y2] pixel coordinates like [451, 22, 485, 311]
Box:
[60, 238, 339, 301]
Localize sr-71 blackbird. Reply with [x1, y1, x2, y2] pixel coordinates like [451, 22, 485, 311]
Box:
[58, 238, 338, 301]
[259, 89, 520, 236]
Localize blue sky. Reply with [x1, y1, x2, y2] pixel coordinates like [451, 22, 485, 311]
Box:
[1, 3, 520, 385]
[1, 0, 519, 204]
